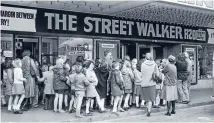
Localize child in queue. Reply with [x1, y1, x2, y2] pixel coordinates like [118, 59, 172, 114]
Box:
[85, 60, 106, 116]
[4, 59, 14, 112]
[37, 65, 55, 110]
[52, 58, 68, 113]
[63, 63, 71, 111]
[110, 61, 125, 116]
[131, 59, 142, 108]
[74, 65, 90, 118]
[121, 60, 134, 110]
[67, 65, 77, 113]
[12, 59, 26, 114]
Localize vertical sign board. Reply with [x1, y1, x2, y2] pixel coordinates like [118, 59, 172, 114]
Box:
[182, 45, 198, 85]
[207, 29, 214, 44]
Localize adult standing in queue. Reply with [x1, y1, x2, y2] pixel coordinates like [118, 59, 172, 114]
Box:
[21, 50, 39, 111]
[184, 52, 192, 103]
[95, 61, 109, 111]
[175, 53, 189, 104]
[102, 50, 113, 106]
[140, 53, 158, 117]
[161, 55, 178, 116]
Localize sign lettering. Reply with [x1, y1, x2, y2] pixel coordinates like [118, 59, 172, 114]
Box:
[40, 11, 207, 42]
[1, 5, 210, 43]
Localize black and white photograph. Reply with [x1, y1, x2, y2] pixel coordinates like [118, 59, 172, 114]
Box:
[0, 0, 214, 122]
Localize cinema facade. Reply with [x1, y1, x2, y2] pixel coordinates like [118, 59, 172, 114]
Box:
[1, 1, 214, 85]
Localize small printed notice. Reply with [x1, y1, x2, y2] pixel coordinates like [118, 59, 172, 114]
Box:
[101, 44, 115, 48]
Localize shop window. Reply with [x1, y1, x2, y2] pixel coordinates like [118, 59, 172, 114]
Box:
[58, 37, 93, 65]
[41, 37, 58, 65]
[1, 34, 13, 58]
[199, 45, 214, 79]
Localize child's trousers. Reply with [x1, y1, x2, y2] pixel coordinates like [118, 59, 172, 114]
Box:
[45, 94, 54, 109]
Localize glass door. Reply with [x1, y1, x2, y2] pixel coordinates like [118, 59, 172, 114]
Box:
[41, 37, 58, 65]
[15, 35, 39, 60]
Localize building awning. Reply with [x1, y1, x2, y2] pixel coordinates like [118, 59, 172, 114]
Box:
[1, 0, 214, 28]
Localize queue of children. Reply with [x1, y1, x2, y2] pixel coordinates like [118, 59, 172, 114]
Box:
[1, 50, 191, 118]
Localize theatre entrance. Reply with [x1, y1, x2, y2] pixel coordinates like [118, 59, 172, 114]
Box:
[137, 44, 164, 61]
[15, 36, 39, 60]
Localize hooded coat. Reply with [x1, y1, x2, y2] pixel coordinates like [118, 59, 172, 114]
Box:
[109, 69, 124, 96]
[52, 68, 68, 91]
[141, 60, 158, 87]
[95, 67, 109, 99]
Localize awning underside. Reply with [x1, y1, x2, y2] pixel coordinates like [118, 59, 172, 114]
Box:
[113, 1, 214, 28]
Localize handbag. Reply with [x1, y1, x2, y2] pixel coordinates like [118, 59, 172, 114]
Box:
[152, 65, 162, 84]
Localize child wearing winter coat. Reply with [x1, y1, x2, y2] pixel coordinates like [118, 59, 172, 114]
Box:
[74, 65, 90, 118]
[4, 59, 14, 112]
[84, 60, 106, 116]
[52, 58, 68, 113]
[121, 60, 134, 110]
[37, 65, 55, 110]
[110, 61, 125, 116]
[131, 59, 142, 108]
[67, 65, 77, 113]
[12, 59, 26, 114]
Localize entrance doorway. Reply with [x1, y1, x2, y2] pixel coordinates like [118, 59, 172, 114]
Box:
[138, 44, 151, 60]
[15, 36, 39, 60]
[137, 44, 164, 61]
[120, 43, 137, 60]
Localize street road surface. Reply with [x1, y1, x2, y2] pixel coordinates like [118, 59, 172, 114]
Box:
[104, 104, 214, 122]
[1, 104, 214, 122]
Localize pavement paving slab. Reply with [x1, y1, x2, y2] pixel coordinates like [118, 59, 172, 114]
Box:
[1, 88, 214, 122]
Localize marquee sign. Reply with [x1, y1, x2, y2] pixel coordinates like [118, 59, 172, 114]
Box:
[36, 8, 208, 42]
[0, 5, 211, 43]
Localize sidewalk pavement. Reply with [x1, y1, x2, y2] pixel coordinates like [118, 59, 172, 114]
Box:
[1, 88, 214, 122]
